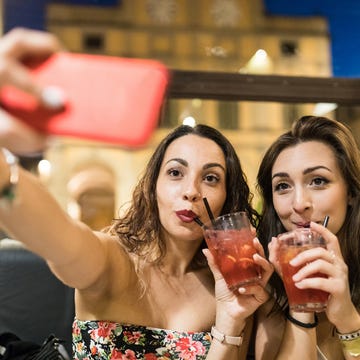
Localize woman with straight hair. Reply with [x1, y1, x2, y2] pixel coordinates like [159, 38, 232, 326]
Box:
[257, 115, 360, 359]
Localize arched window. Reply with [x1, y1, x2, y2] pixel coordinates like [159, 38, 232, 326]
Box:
[67, 165, 115, 231]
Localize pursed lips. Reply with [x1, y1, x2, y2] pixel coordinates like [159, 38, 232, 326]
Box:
[292, 220, 311, 228]
[293, 221, 323, 228]
[176, 209, 198, 223]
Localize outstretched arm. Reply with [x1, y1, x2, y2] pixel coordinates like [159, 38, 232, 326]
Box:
[0, 156, 111, 290]
[0, 28, 131, 293]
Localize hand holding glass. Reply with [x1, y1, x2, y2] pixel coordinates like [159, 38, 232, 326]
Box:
[278, 228, 329, 312]
[203, 212, 261, 290]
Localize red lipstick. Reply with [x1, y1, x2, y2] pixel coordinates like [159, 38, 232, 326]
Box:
[176, 210, 199, 223]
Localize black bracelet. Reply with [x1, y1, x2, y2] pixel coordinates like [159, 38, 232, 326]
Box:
[0, 148, 19, 206]
[286, 310, 318, 328]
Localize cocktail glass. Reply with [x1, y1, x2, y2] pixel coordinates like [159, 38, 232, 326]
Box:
[278, 228, 329, 312]
[203, 212, 261, 290]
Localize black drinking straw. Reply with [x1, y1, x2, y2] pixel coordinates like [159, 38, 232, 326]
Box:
[193, 217, 204, 227]
[318, 215, 329, 244]
[203, 197, 216, 225]
[323, 215, 329, 227]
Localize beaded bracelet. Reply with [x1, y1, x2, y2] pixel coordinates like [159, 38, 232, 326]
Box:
[336, 328, 360, 357]
[286, 310, 318, 329]
[0, 148, 19, 206]
[336, 329, 360, 341]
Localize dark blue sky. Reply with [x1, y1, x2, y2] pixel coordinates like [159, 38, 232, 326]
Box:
[3, 0, 358, 77]
[264, 0, 360, 77]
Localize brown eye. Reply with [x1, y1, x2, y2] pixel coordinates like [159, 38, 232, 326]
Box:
[167, 169, 182, 177]
[311, 177, 329, 187]
[274, 182, 290, 192]
[204, 174, 220, 184]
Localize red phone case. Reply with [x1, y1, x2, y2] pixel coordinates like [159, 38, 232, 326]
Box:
[0, 52, 169, 148]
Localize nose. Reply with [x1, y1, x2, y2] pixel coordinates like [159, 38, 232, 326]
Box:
[292, 187, 312, 213]
[183, 190, 201, 202]
[183, 182, 201, 202]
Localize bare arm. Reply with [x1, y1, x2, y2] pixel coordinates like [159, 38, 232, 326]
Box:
[275, 312, 317, 360]
[204, 247, 248, 359]
[263, 236, 318, 359]
[0, 161, 115, 290]
[0, 159, 135, 297]
[0, 28, 136, 292]
[204, 236, 273, 359]
[310, 222, 360, 360]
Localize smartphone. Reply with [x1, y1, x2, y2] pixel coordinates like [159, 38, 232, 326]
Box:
[0, 52, 169, 148]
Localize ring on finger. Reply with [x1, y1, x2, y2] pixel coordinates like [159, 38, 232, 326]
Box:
[329, 250, 336, 263]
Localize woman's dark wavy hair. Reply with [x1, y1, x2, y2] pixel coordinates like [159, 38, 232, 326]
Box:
[110, 124, 258, 267]
[257, 115, 360, 309]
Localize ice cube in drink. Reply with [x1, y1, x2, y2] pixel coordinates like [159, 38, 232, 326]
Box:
[205, 228, 261, 290]
[279, 233, 329, 312]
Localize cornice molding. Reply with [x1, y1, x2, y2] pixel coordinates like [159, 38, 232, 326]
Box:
[168, 70, 360, 105]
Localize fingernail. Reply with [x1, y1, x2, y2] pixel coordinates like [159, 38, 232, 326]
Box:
[202, 249, 209, 256]
[41, 86, 66, 109]
[238, 287, 246, 294]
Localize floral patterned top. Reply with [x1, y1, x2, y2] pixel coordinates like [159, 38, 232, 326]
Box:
[72, 319, 212, 360]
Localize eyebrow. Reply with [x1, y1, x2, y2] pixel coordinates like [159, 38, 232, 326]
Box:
[165, 158, 225, 172]
[272, 165, 332, 180]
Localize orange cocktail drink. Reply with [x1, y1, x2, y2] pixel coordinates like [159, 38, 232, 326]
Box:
[278, 228, 329, 312]
[203, 212, 261, 290]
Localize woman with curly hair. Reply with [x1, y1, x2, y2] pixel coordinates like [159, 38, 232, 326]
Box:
[0, 28, 274, 360]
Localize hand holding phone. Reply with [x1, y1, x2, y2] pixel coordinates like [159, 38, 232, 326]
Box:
[0, 52, 169, 148]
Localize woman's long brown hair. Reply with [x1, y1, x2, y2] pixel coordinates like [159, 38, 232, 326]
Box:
[257, 115, 360, 308]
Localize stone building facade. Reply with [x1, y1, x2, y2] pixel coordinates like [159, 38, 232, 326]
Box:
[33, 0, 330, 228]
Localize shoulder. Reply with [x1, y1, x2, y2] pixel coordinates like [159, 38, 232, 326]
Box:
[78, 231, 137, 293]
[94, 230, 135, 271]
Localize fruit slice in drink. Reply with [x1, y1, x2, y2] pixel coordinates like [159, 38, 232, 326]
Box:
[279, 245, 329, 312]
[207, 228, 261, 290]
